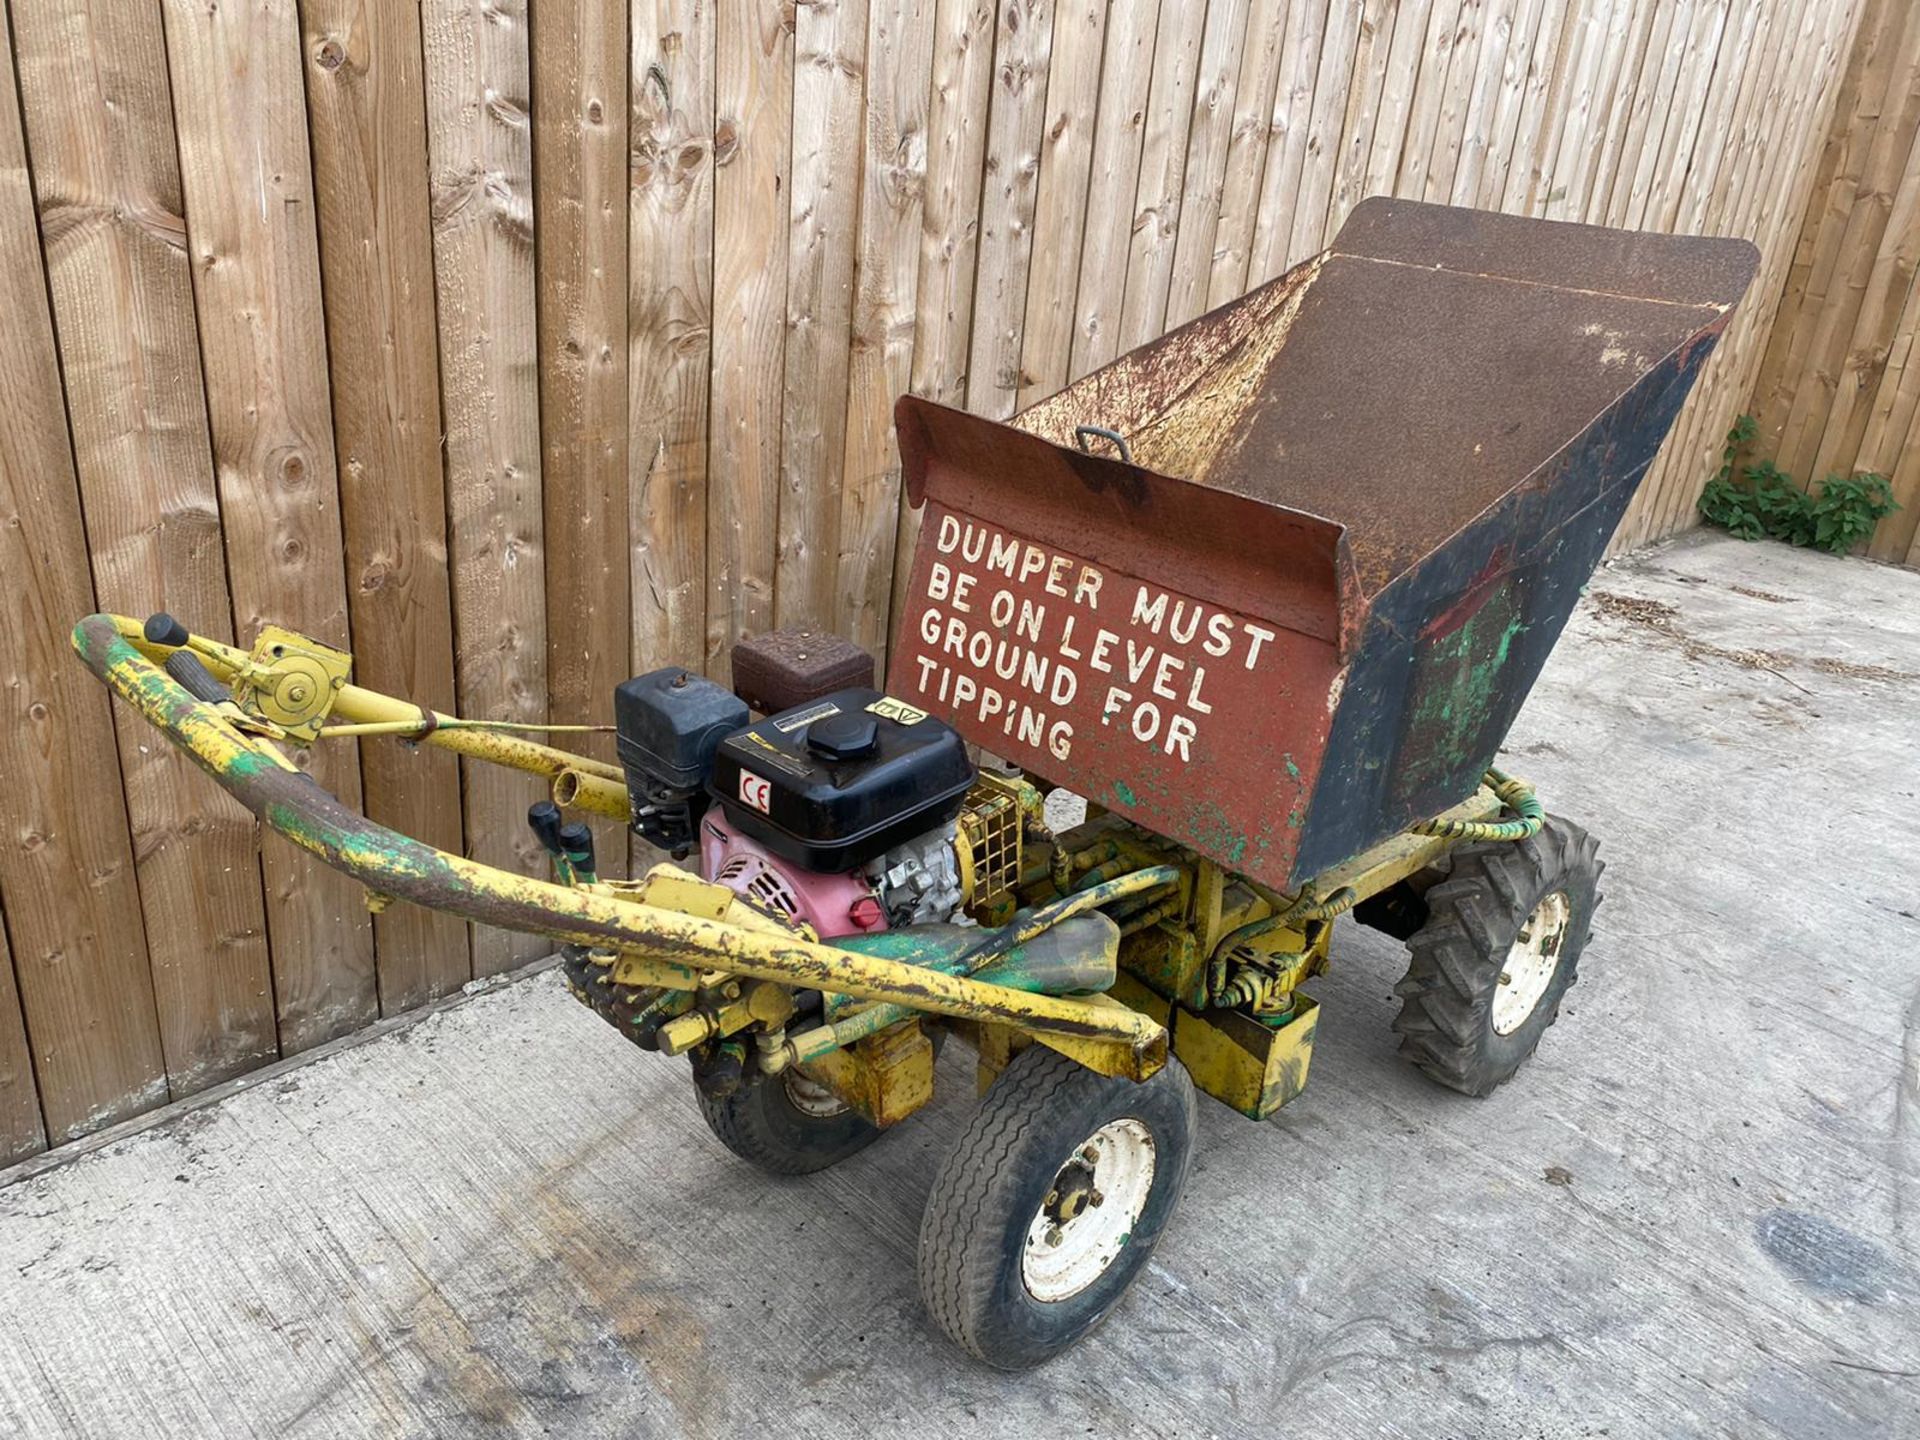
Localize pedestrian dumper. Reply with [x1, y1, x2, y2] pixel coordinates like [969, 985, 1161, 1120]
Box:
[73, 198, 1756, 1368]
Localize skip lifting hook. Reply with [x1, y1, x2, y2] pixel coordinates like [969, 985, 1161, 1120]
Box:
[1073, 424, 1133, 465]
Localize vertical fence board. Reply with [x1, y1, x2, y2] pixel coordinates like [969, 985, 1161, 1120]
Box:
[1284, 0, 1360, 259]
[1246, 0, 1328, 282]
[1634, 0, 1729, 230]
[1613, 0, 1738, 533]
[1531, 0, 1604, 219]
[1666, 0, 1751, 233]
[841, 0, 936, 669]
[1118, 0, 1208, 351]
[1632, 0, 1791, 543]
[1746, 1, 1910, 549]
[892, 0, 996, 635]
[1627, 1, 1861, 549]
[1420, 0, 1489, 203]
[0, 0, 167, 1142]
[302, 0, 473, 1011]
[0, 896, 45, 1163]
[1578, 0, 1661, 225]
[1014, 0, 1107, 407]
[708, 0, 796, 681]
[1450, 0, 1520, 206]
[1747, 0, 1887, 443]
[1205, 0, 1291, 307]
[906, 0, 997, 412]
[1725, 3, 1863, 474]
[1473, 0, 1549, 209]
[1764, 3, 1920, 485]
[1697, 0, 1838, 464]
[1068, 0, 1160, 376]
[162, 0, 378, 1049]
[1324, 0, 1398, 238]
[966, 0, 1055, 419]
[1621, 0, 1785, 541]
[1803, 94, 1920, 489]
[534, 0, 632, 805]
[423, 0, 551, 974]
[631, 0, 717, 678]
[1499, 0, 1575, 211]
[12, 0, 277, 1091]
[1604, 0, 1686, 226]
[1895, 364, 1920, 559]
[779, 0, 871, 626]
[1365, 0, 1437, 198]
[1167, 0, 1253, 328]
[1389, 0, 1465, 201]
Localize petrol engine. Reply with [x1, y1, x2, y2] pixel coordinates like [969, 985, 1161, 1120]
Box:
[612, 634, 1031, 937]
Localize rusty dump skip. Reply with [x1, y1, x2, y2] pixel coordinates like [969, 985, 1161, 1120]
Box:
[890, 197, 1757, 888]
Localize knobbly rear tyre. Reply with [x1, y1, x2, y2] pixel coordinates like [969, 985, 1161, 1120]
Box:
[917, 1045, 1197, 1369]
[1393, 816, 1602, 1096]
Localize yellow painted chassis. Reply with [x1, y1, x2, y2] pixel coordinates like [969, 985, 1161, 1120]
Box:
[71, 613, 1505, 1122]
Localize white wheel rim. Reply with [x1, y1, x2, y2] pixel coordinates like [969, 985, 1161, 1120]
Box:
[783, 1070, 849, 1119]
[1493, 889, 1572, 1036]
[1019, 1118, 1156, 1302]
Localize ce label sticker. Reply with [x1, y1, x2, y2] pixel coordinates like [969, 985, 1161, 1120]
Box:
[738, 771, 773, 814]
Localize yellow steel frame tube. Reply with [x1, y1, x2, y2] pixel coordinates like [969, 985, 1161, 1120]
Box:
[74, 616, 1166, 1076]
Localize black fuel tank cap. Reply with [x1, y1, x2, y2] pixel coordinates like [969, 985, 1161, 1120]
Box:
[806, 710, 879, 761]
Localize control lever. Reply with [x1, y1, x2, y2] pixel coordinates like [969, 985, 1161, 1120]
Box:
[529, 801, 596, 886]
[164, 649, 232, 707]
[527, 800, 565, 857]
[140, 611, 299, 761]
[557, 821, 598, 885]
[143, 612, 230, 704]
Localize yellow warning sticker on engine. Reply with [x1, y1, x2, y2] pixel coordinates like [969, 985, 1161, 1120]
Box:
[867, 696, 928, 725]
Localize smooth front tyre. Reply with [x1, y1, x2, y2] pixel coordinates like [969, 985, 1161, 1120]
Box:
[917, 1045, 1197, 1369]
[1393, 815, 1602, 1097]
[696, 1068, 883, 1176]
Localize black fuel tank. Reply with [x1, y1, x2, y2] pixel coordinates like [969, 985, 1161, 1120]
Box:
[709, 689, 976, 872]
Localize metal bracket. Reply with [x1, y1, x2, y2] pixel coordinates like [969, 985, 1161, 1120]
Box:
[233, 626, 352, 742]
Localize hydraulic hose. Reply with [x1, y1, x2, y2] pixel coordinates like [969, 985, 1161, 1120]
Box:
[1411, 768, 1543, 842]
[1206, 883, 1356, 999]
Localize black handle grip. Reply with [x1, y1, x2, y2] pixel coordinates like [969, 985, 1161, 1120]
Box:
[164, 649, 231, 706]
[557, 821, 597, 876]
[526, 801, 564, 856]
[144, 612, 191, 648]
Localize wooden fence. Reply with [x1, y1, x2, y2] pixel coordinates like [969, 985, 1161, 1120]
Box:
[0, 0, 1872, 1160]
[1751, 0, 1920, 563]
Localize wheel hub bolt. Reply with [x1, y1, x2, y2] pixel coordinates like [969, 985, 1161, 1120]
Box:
[1081, 1144, 1100, 1165]
[1089, 1189, 1104, 1208]
[1045, 1226, 1064, 1247]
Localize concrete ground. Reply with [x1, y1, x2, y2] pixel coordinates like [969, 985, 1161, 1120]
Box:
[1, 531, 1916, 1439]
